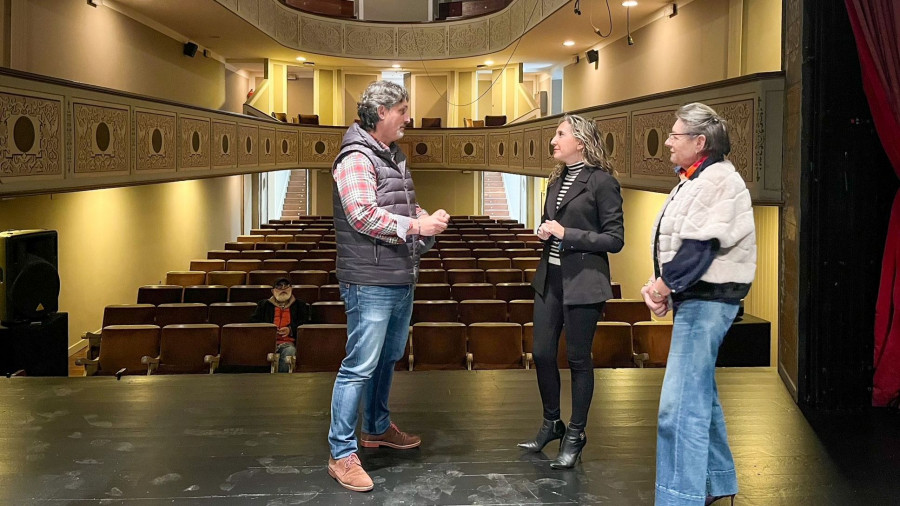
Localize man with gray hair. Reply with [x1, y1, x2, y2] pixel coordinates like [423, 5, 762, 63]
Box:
[326, 80, 449, 492]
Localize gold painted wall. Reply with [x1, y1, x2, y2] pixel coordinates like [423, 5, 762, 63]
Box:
[315, 70, 335, 125]
[457, 71, 474, 128]
[287, 78, 315, 120]
[10, 0, 226, 110]
[743, 205, 780, 366]
[0, 176, 243, 348]
[344, 73, 379, 125]
[224, 68, 250, 114]
[414, 74, 448, 127]
[742, 0, 783, 74]
[412, 171, 478, 216]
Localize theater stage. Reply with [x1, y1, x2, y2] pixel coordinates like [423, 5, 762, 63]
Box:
[1, 369, 896, 505]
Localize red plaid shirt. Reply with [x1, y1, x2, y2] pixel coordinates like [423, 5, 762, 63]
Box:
[333, 142, 426, 245]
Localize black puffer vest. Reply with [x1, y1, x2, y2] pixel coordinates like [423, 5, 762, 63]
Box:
[332, 123, 421, 285]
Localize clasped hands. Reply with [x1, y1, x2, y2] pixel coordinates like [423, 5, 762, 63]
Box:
[641, 277, 671, 317]
[412, 209, 450, 236]
[536, 220, 565, 241]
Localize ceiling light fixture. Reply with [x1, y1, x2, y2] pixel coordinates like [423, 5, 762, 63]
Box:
[485, 60, 494, 65]
[624, 2, 636, 46]
[622, 1, 637, 6]
[391, 64, 401, 68]
[563, 40, 575, 47]
[296, 56, 306, 61]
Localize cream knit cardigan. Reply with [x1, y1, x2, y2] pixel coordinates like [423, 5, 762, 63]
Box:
[651, 159, 757, 287]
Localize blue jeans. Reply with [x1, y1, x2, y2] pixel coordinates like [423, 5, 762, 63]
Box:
[328, 283, 413, 459]
[276, 342, 295, 373]
[655, 300, 740, 506]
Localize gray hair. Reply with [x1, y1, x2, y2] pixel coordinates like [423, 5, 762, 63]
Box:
[675, 102, 731, 159]
[357, 80, 409, 132]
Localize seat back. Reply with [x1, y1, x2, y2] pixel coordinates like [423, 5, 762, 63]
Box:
[290, 270, 329, 286]
[247, 270, 288, 285]
[218, 323, 277, 372]
[411, 322, 467, 370]
[484, 115, 507, 126]
[511, 257, 541, 270]
[494, 282, 533, 302]
[604, 299, 652, 324]
[206, 271, 247, 287]
[155, 303, 209, 327]
[263, 259, 299, 272]
[451, 283, 494, 301]
[318, 284, 341, 301]
[443, 257, 477, 270]
[485, 269, 523, 284]
[182, 285, 228, 305]
[467, 323, 524, 369]
[420, 117, 442, 128]
[226, 259, 263, 273]
[414, 283, 452, 301]
[97, 325, 160, 376]
[417, 269, 447, 283]
[299, 258, 336, 272]
[207, 250, 241, 261]
[190, 259, 226, 272]
[295, 324, 348, 372]
[507, 299, 534, 324]
[137, 285, 183, 305]
[458, 299, 507, 324]
[591, 321, 635, 368]
[298, 114, 320, 125]
[228, 285, 273, 303]
[632, 321, 673, 367]
[412, 300, 458, 324]
[312, 301, 347, 323]
[103, 304, 156, 327]
[447, 269, 485, 284]
[157, 324, 220, 374]
[292, 285, 319, 304]
[438, 248, 472, 259]
[208, 302, 257, 326]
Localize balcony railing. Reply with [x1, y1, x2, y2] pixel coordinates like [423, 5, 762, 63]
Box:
[281, 0, 354, 19]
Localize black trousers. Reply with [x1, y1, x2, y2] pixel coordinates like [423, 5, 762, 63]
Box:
[532, 264, 605, 429]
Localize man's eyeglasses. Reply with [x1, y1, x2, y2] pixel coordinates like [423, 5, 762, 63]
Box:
[667, 132, 699, 140]
[273, 284, 291, 290]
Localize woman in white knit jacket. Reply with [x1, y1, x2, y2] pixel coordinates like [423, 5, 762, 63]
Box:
[642, 103, 756, 506]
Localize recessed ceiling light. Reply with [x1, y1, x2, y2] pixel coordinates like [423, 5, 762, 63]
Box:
[485, 60, 494, 65]
[296, 56, 306, 61]
[622, 1, 637, 6]
[391, 64, 400, 68]
[563, 40, 575, 47]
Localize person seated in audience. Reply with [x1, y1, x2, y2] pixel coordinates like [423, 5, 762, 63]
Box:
[250, 277, 310, 372]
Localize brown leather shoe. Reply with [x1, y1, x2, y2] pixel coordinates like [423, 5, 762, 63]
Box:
[327, 453, 373, 492]
[360, 422, 421, 449]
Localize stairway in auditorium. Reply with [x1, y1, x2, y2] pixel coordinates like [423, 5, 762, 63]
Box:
[280, 169, 308, 220]
[482, 172, 510, 220]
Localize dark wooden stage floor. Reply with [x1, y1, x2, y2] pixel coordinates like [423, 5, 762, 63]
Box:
[2, 369, 897, 505]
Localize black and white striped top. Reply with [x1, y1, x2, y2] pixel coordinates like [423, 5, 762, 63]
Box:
[548, 162, 584, 265]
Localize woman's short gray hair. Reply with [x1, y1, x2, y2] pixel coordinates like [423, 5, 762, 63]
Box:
[676, 102, 731, 159]
[357, 81, 409, 131]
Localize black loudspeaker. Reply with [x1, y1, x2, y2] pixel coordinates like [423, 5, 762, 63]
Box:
[183, 42, 199, 57]
[1, 312, 68, 376]
[586, 49, 599, 64]
[0, 230, 60, 324]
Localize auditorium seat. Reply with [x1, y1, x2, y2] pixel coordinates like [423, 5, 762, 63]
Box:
[443, 257, 478, 270]
[237, 235, 265, 243]
[292, 324, 347, 373]
[255, 242, 286, 252]
[504, 248, 535, 259]
[411, 322, 468, 370]
[412, 300, 458, 324]
[467, 323, 526, 370]
[312, 301, 347, 323]
[207, 250, 242, 261]
[190, 259, 226, 272]
[414, 283, 452, 300]
[144, 324, 220, 374]
[299, 258, 336, 272]
[447, 269, 485, 284]
[523, 269, 536, 282]
[318, 284, 341, 301]
[247, 270, 288, 285]
[102, 304, 157, 326]
[417, 269, 446, 283]
[477, 258, 511, 270]
[290, 270, 329, 286]
[458, 299, 507, 324]
[511, 257, 541, 270]
[495, 282, 533, 302]
[263, 259, 299, 272]
[298, 114, 320, 125]
[77, 325, 160, 376]
[507, 299, 534, 324]
[137, 285, 183, 305]
[484, 115, 507, 126]
[439, 248, 472, 258]
[611, 282, 622, 299]
[240, 250, 276, 261]
[588, 322, 634, 368]
[213, 323, 278, 373]
[439, 240, 468, 250]
[208, 302, 257, 327]
[182, 285, 228, 305]
[292, 285, 319, 304]
[266, 234, 294, 243]
[485, 268, 523, 284]
[288, 241, 318, 251]
[276, 249, 308, 261]
[306, 249, 337, 259]
[525, 241, 544, 250]
[225, 259, 263, 273]
[421, 249, 441, 258]
[419, 258, 443, 269]
[165, 271, 206, 287]
[206, 271, 247, 287]
[224, 242, 255, 252]
[604, 299, 651, 324]
[451, 283, 494, 301]
[155, 303, 208, 327]
[632, 321, 673, 367]
[318, 240, 337, 249]
[420, 117, 441, 128]
[495, 241, 526, 251]
[516, 234, 541, 242]
[293, 234, 322, 244]
[228, 285, 272, 303]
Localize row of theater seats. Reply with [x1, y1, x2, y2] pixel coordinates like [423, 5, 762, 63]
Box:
[79, 320, 675, 377]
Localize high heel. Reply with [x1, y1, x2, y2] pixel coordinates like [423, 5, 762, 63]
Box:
[517, 418, 565, 452]
[705, 494, 736, 505]
[550, 423, 586, 469]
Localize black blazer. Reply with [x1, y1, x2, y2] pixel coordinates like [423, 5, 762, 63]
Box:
[531, 165, 625, 305]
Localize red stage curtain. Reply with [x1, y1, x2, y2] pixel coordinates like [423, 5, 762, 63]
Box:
[845, 0, 900, 406]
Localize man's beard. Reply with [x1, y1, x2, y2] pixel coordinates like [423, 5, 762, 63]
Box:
[274, 292, 292, 303]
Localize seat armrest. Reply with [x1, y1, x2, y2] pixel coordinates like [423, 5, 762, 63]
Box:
[141, 355, 160, 375]
[466, 352, 473, 371]
[75, 357, 99, 376]
[203, 354, 220, 374]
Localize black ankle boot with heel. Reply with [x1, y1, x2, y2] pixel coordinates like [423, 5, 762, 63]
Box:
[705, 494, 736, 505]
[550, 424, 586, 469]
[517, 418, 565, 452]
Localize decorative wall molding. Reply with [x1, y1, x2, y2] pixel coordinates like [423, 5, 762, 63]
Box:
[215, 0, 569, 60]
[0, 68, 784, 203]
